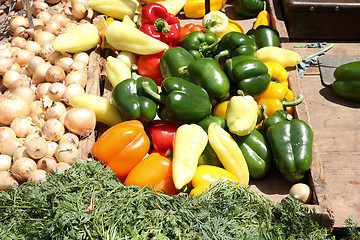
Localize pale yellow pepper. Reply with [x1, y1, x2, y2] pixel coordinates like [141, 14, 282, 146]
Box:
[106, 56, 131, 88]
[89, 0, 139, 20]
[208, 123, 249, 187]
[172, 124, 208, 190]
[256, 46, 302, 68]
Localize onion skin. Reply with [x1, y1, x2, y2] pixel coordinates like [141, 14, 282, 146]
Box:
[11, 157, 37, 182]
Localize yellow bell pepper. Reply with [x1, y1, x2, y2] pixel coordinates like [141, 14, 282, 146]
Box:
[53, 23, 100, 54]
[253, 1, 271, 29]
[226, 95, 258, 136]
[172, 124, 208, 190]
[184, 0, 227, 19]
[89, 0, 139, 20]
[158, 0, 187, 16]
[190, 165, 240, 195]
[264, 62, 289, 88]
[254, 82, 304, 117]
[218, 19, 244, 38]
[106, 56, 131, 88]
[256, 46, 302, 68]
[105, 20, 169, 55]
[212, 100, 229, 119]
[208, 123, 249, 186]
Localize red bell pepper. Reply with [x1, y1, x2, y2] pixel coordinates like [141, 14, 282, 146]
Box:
[180, 23, 204, 39]
[138, 3, 181, 46]
[148, 120, 181, 156]
[137, 50, 165, 86]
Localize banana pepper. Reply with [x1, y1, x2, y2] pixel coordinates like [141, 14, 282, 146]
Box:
[172, 124, 208, 190]
[256, 46, 302, 68]
[91, 120, 150, 181]
[202, 11, 229, 38]
[184, 0, 227, 19]
[89, 0, 139, 20]
[190, 165, 240, 195]
[208, 123, 249, 186]
[226, 94, 258, 136]
[106, 56, 131, 88]
[105, 20, 169, 55]
[124, 153, 178, 195]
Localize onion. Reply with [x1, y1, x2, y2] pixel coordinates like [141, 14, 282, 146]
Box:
[12, 49, 35, 67]
[9, 16, 29, 33]
[55, 162, 71, 174]
[45, 101, 67, 120]
[41, 118, 64, 142]
[10, 116, 35, 138]
[73, 52, 89, 65]
[11, 36, 27, 48]
[0, 154, 12, 171]
[51, 13, 69, 27]
[26, 55, 45, 75]
[0, 137, 24, 156]
[33, 62, 52, 85]
[37, 156, 57, 172]
[0, 171, 18, 190]
[11, 157, 37, 182]
[45, 65, 66, 83]
[31, 2, 49, 17]
[35, 31, 56, 47]
[13, 26, 30, 39]
[58, 132, 79, 146]
[47, 50, 63, 65]
[39, 43, 54, 61]
[35, 82, 51, 99]
[3, 86, 35, 105]
[0, 43, 11, 58]
[28, 169, 47, 183]
[46, 141, 58, 157]
[0, 57, 14, 75]
[46, 0, 61, 4]
[62, 83, 85, 104]
[0, 127, 16, 142]
[10, 62, 21, 73]
[63, 22, 78, 33]
[3, 70, 21, 88]
[55, 142, 78, 165]
[64, 107, 96, 136]
[55, 56, 74, 72]
[25, 136, 48, 159]
[13, 146, 32, 162]
[64, 70, 87, 87]
[43, 20, 62, 36]
[47, 82, 66, 101]
[0, 98, 30, 125]
[72, 2, 88, 20]
[24, 131, 41, 145]
[68, 61, 87, 72]
[36, 11, 52, 24]
[24, 41, 42, 55]
[289, 183, 312, 204]
[32, 18, 44, 28]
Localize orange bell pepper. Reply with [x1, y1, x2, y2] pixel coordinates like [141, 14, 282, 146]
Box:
[253, 1, 271, 29]
[91, 120, 150, 181]
[124, 153, 178, 195]
[184, 0, 227, 19]
[254, 82, 304, 117]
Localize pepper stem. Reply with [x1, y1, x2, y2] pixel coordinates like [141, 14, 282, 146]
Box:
[260, 104, 268, 120]
[213, 50, 230, 61]
[178, 66, 188, 77]
[282, 94, 305, 107]
[200, 37, 221, 54]
[142, 81, 164, 103]
[130, 64, 138, 79]
[154, 18, 170, 33]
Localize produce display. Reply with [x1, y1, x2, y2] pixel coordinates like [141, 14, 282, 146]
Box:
[2, 0, 354, 237]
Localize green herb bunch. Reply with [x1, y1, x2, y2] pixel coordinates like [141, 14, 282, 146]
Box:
[0, 160, 335, 240]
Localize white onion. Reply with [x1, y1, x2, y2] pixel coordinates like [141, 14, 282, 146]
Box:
[68, 61, 87, 72]
[58, 132, 79, 146]
[62, 83, 85, 104]
[73, 52, 89, 65]
[289, 183, 312, 204]
[25, 136, 48, 159]
[36, 11, 52, 24]
[13, 26, 30, 39]
[41, 118, 65, 142]
[46, 141, 58, 157]
[13, 146, 32, 162]
[0, 155, 12, 171]
[64, 107, 96, 136]
[0, 136, 24, 157]
[64, 70, 87, 87]
[0, 127, 16, 142]
[55, 56, 73, 72]
[10, 116, 35, 138]
[0, 57, 14, 75]
[24, 131, 41, 145]
[26, 55, 45, 75]
[31, 2, 49, 17]
[47, 82, 66, 101]
[9, 16, 29, 33]
[45, 65, 66, 83]
[11, 36, 27, 48]
[0, 171, 18, 190]
[37, 156, 57, 172]
[35, 31, 56, 47]
[45, 101, 67, 120]
[55, 142, 79, 165]
[12, 49, 35, 67]
[3, 70, 20, 88]
[43, 20, 62, 36]
[50, 13, 69, 27]
[54, 162, 71, 174]
[33, 62, 52, 85]
[71, 2, 88, 20]
[11, 157, 37, 182]
[28, 169, 47, 183]
[117, 51, 137, 69]
[35, 82, 51, 99]
[0, 98, 30, 125]
[24, 41, 42, 55]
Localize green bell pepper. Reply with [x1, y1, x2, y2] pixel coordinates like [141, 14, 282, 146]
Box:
[233, 0, 265, 18]
[332, 61, 360, 103]
[179, 58, 230, 103]
[246, 25, 280, 49]
[222, 55, 271, 96]
[159, 47, 195, 80]
[261, 106, 293, 133]
[266, 119, 314, 182]
[232, 129, 272, 179]
[197, 115, 226, 168]
[142, 77, 212, 123]
[213, 32, 257, 65]
[177, 31, 219, 60]
[112, 66, 158, 125]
